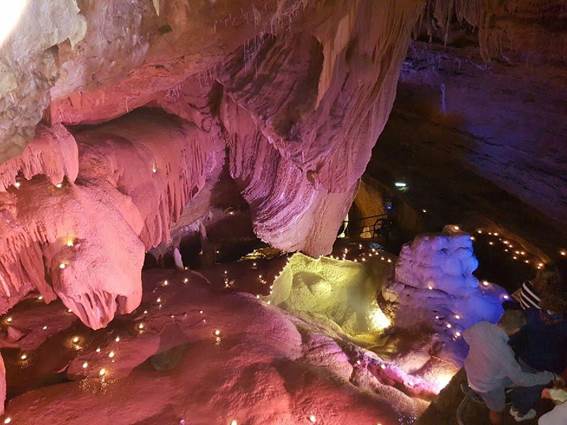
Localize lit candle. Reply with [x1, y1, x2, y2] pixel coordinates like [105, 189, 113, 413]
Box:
[82, 361, 88, 369]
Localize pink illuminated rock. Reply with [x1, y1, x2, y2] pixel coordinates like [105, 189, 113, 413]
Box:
[0, 124, 78, 192]
[1, 270, 424, 425]
[0, 110, 223, 329]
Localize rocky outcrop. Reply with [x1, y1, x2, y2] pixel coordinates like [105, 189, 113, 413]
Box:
[0, 111, 222, 329]
[0, 0, 425, 327]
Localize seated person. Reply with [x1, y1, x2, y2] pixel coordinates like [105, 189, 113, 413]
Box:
[464, 309, 556, 424]
[511, 260, 567, 377]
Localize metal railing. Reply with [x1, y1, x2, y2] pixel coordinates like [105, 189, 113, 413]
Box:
[340, 213, 391, 240]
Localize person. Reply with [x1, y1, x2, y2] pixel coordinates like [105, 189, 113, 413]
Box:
[511, 260, 567, 378]
[463, 309, 556, 424]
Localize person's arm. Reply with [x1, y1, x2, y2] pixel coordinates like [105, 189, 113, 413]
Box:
[499, 343, 554, 387]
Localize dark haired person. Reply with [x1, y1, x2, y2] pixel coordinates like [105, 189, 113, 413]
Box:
[511, 260, 567, 380]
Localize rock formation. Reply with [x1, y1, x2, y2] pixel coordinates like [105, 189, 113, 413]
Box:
[0, 0, 424, 329]
[382, 227, 505, 361]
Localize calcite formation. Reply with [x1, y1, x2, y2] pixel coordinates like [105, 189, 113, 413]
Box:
[382, 227, 505, 360]
[0, 0, 424, 330]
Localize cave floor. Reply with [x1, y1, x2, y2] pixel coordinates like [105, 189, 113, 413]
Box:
[1, 243, 557, 425]
[1, 252, 429, 425]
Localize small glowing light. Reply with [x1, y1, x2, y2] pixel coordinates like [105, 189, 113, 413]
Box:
[143, 310, 148, 314]
[37, 295, 43, 301]
[422, 209, 427, 213]
[493, 232, 499, 236]
[446, 323, 452, 329]
[59, 263, 67, 270]
[453, 225, 460, 231]
[502, 294, 510, 300]
[560, 250, 566, 256]
[152, 164, 158, 173]
[230, 420, 238, 425]
[72, 336, 80, 344]
[137, 323, 145, 330]
[67, 309, 72, 313]
[387, 259, 392, 263]
[66, 239, 74, 247]
[4, 417, 12, 424]
[80, 361, 88, 369]
[427, 284, 434, 290]
[20, 353, 28, 361]
[99, 368, 106, 377]
[470, 236, 475, 241]
[489, 242, 494, 246]
[5, 317, 12, 324]
[524, 259, 529, 264]
[308, 415, 317, 423]
[108, 351, 115, 359]
[55, 183, 63, 189]
[513, 256, 518, 260]
[183, 278, 189, 283]
[156, 297, 161, 303]
[42, 325, 48, 330]
[114, 336, 120, 342]
[380, 364, 386, 370]
[488, 232, 493, 236]
[454, 314, 461, 320]
[14, 181, 21, 189]
[96, 347, 101, 353]
[214, 329, 221, 336]
[394, 181, 407, 188]
[476, 229, 483, 234]
[162, 280, 169, 286]
[455, 331, 462, 338]
[199, 310, 204, 315]
[481, 280, 489, 287]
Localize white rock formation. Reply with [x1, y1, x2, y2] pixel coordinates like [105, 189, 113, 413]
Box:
[383, 226, 506, 357]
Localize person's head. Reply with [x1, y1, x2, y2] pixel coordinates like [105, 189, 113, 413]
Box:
[535, 258, 567, 315]
[498, 309, 526, 336]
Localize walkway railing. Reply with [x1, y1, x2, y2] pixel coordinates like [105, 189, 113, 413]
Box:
[340, 213, 391, 240]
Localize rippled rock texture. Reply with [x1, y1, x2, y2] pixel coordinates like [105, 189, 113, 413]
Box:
[0, 0, 423, 331]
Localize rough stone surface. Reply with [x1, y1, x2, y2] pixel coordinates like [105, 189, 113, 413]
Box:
[1, 268, 428, 425]
[0, 0, 424, 328]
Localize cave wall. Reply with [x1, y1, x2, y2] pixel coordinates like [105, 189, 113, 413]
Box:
[371, 0, 567, 246]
